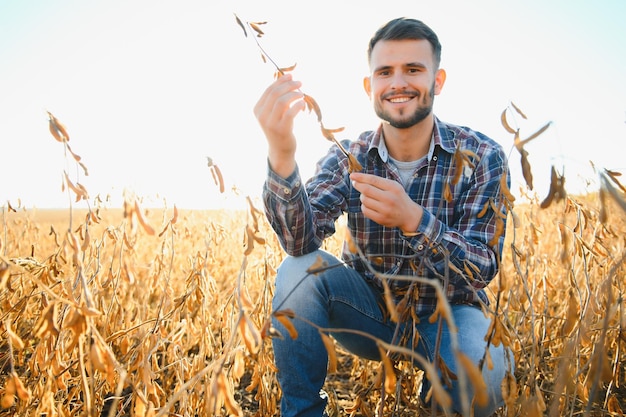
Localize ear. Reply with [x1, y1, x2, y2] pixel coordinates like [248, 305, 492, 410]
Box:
[434, 68, 446, 95]
[363, 76, 372, 97]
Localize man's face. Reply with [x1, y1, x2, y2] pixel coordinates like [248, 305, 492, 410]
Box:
[364, 39, 445, 129]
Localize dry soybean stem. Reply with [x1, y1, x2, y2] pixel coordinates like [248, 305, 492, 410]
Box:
[234, 14, 362, 172]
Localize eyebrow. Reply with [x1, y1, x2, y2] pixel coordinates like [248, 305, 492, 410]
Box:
[405, 62, 428, 69]
[373, 62, 428, 73]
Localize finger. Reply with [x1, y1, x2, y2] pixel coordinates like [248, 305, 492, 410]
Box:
[254, 74, 303, 120]
[360, 192, 386, 214]
[360, 199, 390, 227]
[352, 174, 394, 199]
[355, 182, 387, 204]
[283, 97, 306, 119]
[351, 172, 395, 192]
[273, 90, 305, 119]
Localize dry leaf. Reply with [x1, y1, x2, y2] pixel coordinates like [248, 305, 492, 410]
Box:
[134, 200, 155, 235]
[437, 356, 457, 388]
[306, 254, 329, 275]
[5, 320, 25, 350]
[320, 126, 345, 143]
[0, 261, 10, 291]
[500, 172, 515, 202]
[171, 205, 179, 224]
[500, 109, 517, 134]
[320, 332, 337, 373]
[377, 345, 397, 394]
[607, 395, 624, 415]
[477, 199, 490, 219]
[520, 149, 534, 190]
[243, 225, 255, 255]
[238, 313, 262, 355]
[451, 148, 464, 186]
[213, 164, 225, 194]
[540, 165, 566, 209]
[65, 141, 82, 162]
[347, 153, 362, 173]
[344, 227, 359, 254]
[487, 216, 505, 249]
[510, 101, 527, 119]
[561, 290, 578, 336]
[246, 195, 260, 232]
[278, 63, 297, 73]
[218, 371, 244, 416]
[64, 306, 88, 350]
[501, 371, 518, 411]
[519, 121, 551, 147]
[249, 21, 266, 37]
[2, 372, 30, 406]
[90, 338, 108, 373]
[207, 158, 226, 194]
[234, 14, 247, 37]
[34, 301, 60, 339]
[381, 279, 399, 323]
[443, 182, 453, 203]
[303, 94, 322, 122]
[0, 391, 14, 409]
[47, 110, 70, 142]
[81, 226, 90, 251]
[273, 310, 298, 339]
[64, 172, 89, 201]
[605, 168, 626, 193]
[457, 351, 488, 407]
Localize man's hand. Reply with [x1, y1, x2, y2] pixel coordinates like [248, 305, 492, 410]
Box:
[350, 172, 423, 234]
[253, 73, 306, 178]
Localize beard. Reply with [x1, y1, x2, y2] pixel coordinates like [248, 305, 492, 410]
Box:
[374, 81, 435, 129]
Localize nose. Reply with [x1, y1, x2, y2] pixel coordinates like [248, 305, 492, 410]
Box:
[390, 72, 409, 89]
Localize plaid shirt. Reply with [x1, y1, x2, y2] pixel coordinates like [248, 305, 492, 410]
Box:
[263, 117, 510, 315]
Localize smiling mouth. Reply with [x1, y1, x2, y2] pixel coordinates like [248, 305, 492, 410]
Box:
[388, 96, 413, 103]
[384, 91, 418, 103]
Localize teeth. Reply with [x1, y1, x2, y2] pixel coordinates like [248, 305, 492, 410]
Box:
[389, 97, 411, 103]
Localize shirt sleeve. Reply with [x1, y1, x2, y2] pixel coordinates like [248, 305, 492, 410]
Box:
[263, 141, 350, 256]
[262, 149, 349, 256]
[401, 144, 509, 294]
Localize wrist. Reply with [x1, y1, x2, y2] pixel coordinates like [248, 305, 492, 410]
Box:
[268, 151, 296, 179]
[400, 204, 423, 235]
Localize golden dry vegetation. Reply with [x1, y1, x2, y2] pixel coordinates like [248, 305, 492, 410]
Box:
[1, 186, 625, 416]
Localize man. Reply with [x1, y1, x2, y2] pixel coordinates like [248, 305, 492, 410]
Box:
[254, 17, 513, 417]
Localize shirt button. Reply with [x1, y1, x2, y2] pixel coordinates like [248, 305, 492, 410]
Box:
[432, 156, 438, 162]
[283, 187, 291, 195]
[417, 244, 424, 251]
[294, 181, 301, 187]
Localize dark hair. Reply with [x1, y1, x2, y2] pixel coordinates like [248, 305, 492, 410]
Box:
[367, 17, 442, 68]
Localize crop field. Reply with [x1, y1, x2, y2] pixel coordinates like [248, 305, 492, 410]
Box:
[1, 183, 625, 416]
[1, 109, 625, 417]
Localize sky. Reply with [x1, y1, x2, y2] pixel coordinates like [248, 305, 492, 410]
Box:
[1, 0, 625, 211]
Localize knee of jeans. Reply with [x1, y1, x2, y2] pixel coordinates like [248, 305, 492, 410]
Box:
[273, 250, 334, 307]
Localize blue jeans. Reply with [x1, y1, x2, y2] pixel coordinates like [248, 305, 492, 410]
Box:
[271, 250, 512, 417]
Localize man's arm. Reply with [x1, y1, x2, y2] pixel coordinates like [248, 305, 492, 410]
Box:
[253, 73, 304, 179]
[350, 172, 424, 234]
[405, 146, 509, 289]
[351, 143, 509, 290]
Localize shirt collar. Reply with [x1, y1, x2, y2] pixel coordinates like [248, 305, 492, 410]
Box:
[369, 117, 450, 163]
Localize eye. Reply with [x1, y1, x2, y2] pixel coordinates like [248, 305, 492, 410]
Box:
[374, 67, 392, 77]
